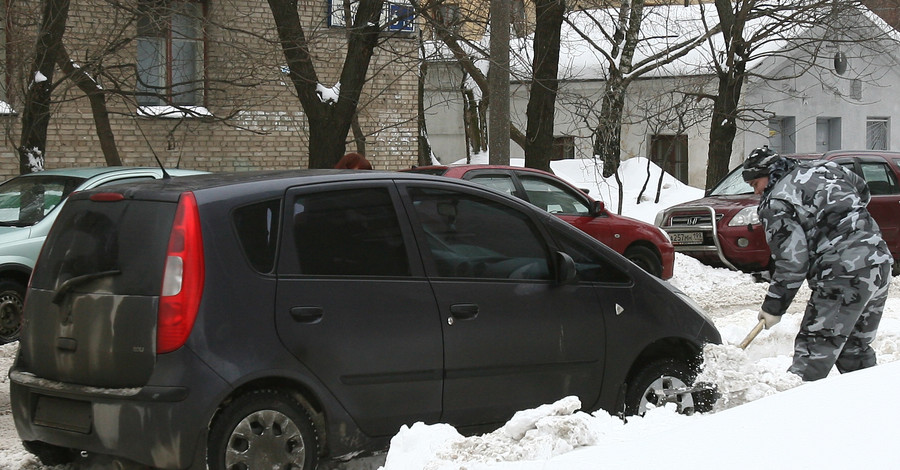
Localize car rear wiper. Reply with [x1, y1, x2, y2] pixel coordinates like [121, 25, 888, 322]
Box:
[52, 269, 121, 305]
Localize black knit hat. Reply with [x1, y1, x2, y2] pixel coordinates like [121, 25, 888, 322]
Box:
[742, 146, 781, 181]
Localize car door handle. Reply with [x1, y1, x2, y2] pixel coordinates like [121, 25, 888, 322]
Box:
[290, 307, 324, 324]
[449, 303, 479, 321]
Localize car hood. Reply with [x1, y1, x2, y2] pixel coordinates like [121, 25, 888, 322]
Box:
[668, 194, 760, 215]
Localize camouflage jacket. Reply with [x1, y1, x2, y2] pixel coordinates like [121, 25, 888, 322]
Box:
[758, 160, 893, 315]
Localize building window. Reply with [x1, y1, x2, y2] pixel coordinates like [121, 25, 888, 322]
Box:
[328, 0, 417, 33]
[768, 117, 796, 154]
[816, 117, 841, 152]
[136, 0, 206, 107]
[867, 118, 889, 150]
[435, 3, 461, 34]
[552, 136, 574, 160]
[851, 79, 863, 101]
[650, 135, 688, 184]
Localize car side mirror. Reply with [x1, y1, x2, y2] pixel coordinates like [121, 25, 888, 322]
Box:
[554, 251, 577, 285]
[590, 200, 605, 216]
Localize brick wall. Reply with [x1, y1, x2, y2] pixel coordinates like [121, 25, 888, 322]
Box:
[1, 0, 420, 181]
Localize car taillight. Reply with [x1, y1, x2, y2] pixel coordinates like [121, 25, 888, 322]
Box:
[158, 192, 205, 354]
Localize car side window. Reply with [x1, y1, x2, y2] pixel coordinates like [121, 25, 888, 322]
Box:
[466, 174, 517, 196]
[548, 225, 630, 284]
[518, 175, 590, 215]
[408, 187, 551, 280]
[233, 199, 281, 273]
[859, 162, 900, 195]
[289, 188, 411, 277]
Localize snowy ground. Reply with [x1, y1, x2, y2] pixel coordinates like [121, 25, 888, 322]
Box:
[1, 158, 898, 468]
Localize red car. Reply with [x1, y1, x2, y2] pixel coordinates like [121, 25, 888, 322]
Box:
[656, 150, 900, 275]
[406, 165, 675, 279]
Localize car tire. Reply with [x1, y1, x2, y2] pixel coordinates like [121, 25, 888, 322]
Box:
[625, 358, 711, 416]
[208, 389, 318, 470]
[0, 279, 25, 344]
[623, 245, 662, 278]
[23, 441, 76, 466]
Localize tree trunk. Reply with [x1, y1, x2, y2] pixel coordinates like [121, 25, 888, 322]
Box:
[56, 47, 122, 166]
[524, 0, 565, 172]
[591, 0, 644, 179]
[18, 0, 71, 174]
[417, 41, 433, 166]
[463, 88, 488, 160]
[593, 81, 626, 179]
[705, 67, 745, 190]
[267, 0, 384, 168]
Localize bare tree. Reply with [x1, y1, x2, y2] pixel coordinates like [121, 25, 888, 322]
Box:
[701, 0, 889, 188]
[567, 3, 719, 180]
[267, 0, 385, 168]
[18, 0, 70, 173]
[414, 0, 565, 171]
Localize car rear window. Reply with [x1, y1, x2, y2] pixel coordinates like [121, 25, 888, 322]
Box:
[0, 175, 85, 226]
[31, 198, 177, 296]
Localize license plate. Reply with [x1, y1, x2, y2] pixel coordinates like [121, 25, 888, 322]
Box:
[34, 395, 92, 433]
[671, 232, 704, 245]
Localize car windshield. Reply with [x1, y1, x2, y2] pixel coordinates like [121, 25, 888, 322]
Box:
[0, 175, 85, 226]
[708, 167, 753, 196]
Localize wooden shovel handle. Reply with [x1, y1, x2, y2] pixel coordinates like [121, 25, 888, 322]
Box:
[739, 319, 766, 350]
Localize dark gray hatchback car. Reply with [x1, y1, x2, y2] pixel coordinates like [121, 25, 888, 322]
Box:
[10, 170, 720, 469]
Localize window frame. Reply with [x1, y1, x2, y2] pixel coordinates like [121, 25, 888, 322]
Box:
[650, 134, 689, 184]
[866, 117, 890, 151]
[136, 0, 208, 110]
[400, 182, 554, 282]
[278, 182, 418, 278]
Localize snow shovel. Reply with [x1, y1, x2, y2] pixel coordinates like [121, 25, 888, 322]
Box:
[738, 319, 766, 350]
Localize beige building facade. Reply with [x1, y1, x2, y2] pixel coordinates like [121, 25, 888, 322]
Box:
[0, 0, 421, 181]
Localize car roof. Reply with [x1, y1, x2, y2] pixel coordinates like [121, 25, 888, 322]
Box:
[7, 166, 205, 181]
[71, 169, 503, 201]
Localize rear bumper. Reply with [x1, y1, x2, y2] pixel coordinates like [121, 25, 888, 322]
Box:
[10, 347, 226, 470]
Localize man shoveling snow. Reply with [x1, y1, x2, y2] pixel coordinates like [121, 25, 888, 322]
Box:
[741, 146, 893, 381]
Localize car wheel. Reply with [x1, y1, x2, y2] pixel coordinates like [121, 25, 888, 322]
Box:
[0, 280, 25, 344]
[208, 389, 318, 470]
[623, 245, 662, 278]
[625, 359, 708, 416]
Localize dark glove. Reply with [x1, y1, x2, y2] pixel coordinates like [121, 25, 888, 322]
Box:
[758, 311, 781, 330]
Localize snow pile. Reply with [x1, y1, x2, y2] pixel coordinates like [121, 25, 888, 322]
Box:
[387, 397, 603, 469]
[696, 344, 803, 410]
[550, 157, 704, 224]
[379, 397, 692, 470]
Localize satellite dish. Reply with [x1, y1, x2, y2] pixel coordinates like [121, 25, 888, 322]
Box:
[834, 51, 848, 75]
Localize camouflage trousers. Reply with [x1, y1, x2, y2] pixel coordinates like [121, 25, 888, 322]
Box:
[789, 262, 892, 381]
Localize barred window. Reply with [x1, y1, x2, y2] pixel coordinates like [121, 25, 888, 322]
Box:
[867, 118, 889, 151]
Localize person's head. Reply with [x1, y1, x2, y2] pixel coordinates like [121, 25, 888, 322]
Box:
[335, 152, 373, 170]
[742, 146, 780, 195]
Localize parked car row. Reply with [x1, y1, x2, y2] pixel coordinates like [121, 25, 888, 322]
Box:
[656, 150, 900, 276]
[9, 169, 719, 470]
